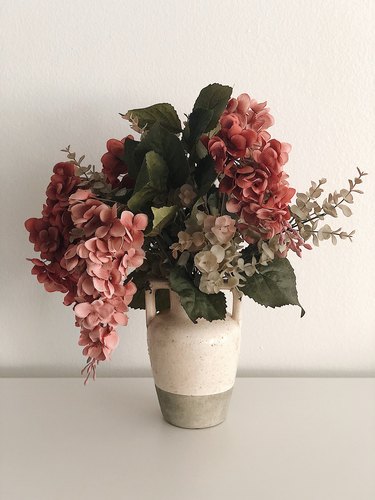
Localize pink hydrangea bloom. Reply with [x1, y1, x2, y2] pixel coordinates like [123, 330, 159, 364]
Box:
[79, 325, 120, 361]
[26, 159, 148, 382]
[79, 325, 120, 383]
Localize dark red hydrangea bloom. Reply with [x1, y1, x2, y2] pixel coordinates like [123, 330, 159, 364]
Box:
[28, 258, 70, 293]
[25, 218, 60, 260]
[46, 162, 80, 202]
[26, 162, 79, 256]
[101, 136, 135, 188]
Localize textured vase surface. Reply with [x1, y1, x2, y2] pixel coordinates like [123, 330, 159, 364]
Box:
[146, 281, 242, 429]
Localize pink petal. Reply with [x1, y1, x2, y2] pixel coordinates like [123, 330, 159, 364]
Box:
[113, 312, 128, 325]
[110, 220, 125, 237]
[92, 277, 106, 292]
[120, 211, 133, 228]
[99, 206, 113, 223]
[99, 303, 114, 320]
[88, 345, 103, 360]
[104, 330, 119, 350]
[133, 213, 148, 230]
[82, 277, 95, 295]
[85, 238, 97, 252]
[96, 239, 108, 252]
[75, 302, 92, 318]
[95, 226, 109, 238]
[65, 257, 79, 272]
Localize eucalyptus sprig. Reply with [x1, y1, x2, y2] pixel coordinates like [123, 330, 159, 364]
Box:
[61, 145, 112, 196]
[290, 168, 367, 246]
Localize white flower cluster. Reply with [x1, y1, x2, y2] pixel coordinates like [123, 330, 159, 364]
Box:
[170, 211, 259, 294]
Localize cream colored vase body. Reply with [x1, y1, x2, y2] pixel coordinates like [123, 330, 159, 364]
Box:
[146, 281, 242, 429]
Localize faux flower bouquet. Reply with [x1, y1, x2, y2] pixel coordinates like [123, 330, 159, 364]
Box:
[25, 84, 365, 382]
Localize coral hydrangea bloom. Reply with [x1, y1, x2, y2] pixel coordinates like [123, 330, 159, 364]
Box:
[203, 93, 296, 243]
[26, 156, 148, 382]
[203, 92, 275, 170]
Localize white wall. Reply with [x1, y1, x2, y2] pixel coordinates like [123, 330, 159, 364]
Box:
[1, 0, 374, 377]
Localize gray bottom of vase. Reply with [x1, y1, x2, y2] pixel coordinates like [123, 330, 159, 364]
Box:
[155, 386, 233, 429]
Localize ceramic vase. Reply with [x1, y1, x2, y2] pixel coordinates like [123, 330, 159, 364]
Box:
[145, 280, 242, 429]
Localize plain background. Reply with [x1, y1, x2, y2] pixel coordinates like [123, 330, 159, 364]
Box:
[1, 0, 374, 378]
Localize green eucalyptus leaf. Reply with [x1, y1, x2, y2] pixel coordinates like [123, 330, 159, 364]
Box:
[242, 258, 305, 317]
[147, 205, 178, 237]
[135, 123, 189, 188]
[122, 103, 182, 134]
[194, 155, 218, 196]
[169, 267, 227, 323]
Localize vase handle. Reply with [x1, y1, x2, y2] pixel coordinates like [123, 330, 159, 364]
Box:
[145, 280, 169, 327]
[231, 287, 242, 323]
[145, 280, 241, 326]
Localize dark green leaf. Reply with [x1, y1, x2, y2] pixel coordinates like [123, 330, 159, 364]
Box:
[127, 184, 155, 213]
[194, 155, 218, 196]
[123, 137, 141, 179]
[143, 151, 168, 192]
[134, 123, 189, 188]
[184, 108, 214, 146]
[127, 151, 168, 212]
[194, 83, 233, 120]
[184, 83, 232, 147]
[169, 267, 227, 323]
[122, 103, 182, 134]
[242, 258, 305, 317]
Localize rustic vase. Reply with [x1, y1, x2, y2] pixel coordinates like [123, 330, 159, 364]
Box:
[145, 280, 242, 429]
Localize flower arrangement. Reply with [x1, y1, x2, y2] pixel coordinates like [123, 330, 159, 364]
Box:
[25, 84, 366, 382]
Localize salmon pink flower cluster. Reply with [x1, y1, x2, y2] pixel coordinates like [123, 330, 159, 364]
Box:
[203, 93, 296, 244]
[26, 156, 147, 382]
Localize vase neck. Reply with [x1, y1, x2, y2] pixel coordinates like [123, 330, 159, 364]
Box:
[169, 290, 187, 318]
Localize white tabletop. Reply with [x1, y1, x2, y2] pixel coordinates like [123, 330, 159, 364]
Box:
[1, 378, 374, 500]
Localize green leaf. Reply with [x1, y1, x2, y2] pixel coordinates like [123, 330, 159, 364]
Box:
[194, 155, 218, 196]
[135, 123, 189, 188]
[242, 258, 305, 317]
[123, 137, 141, 179]
[169, 267, 227, 323]
[143, 151, 168, 192]
[127, 151, 168, 212]
[194, 83, 233, 120]
[184, 108, 214, 146]
[123, 103, 182, 134]
[147, 205, 178, 237]
[184, 83, 232, 146]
